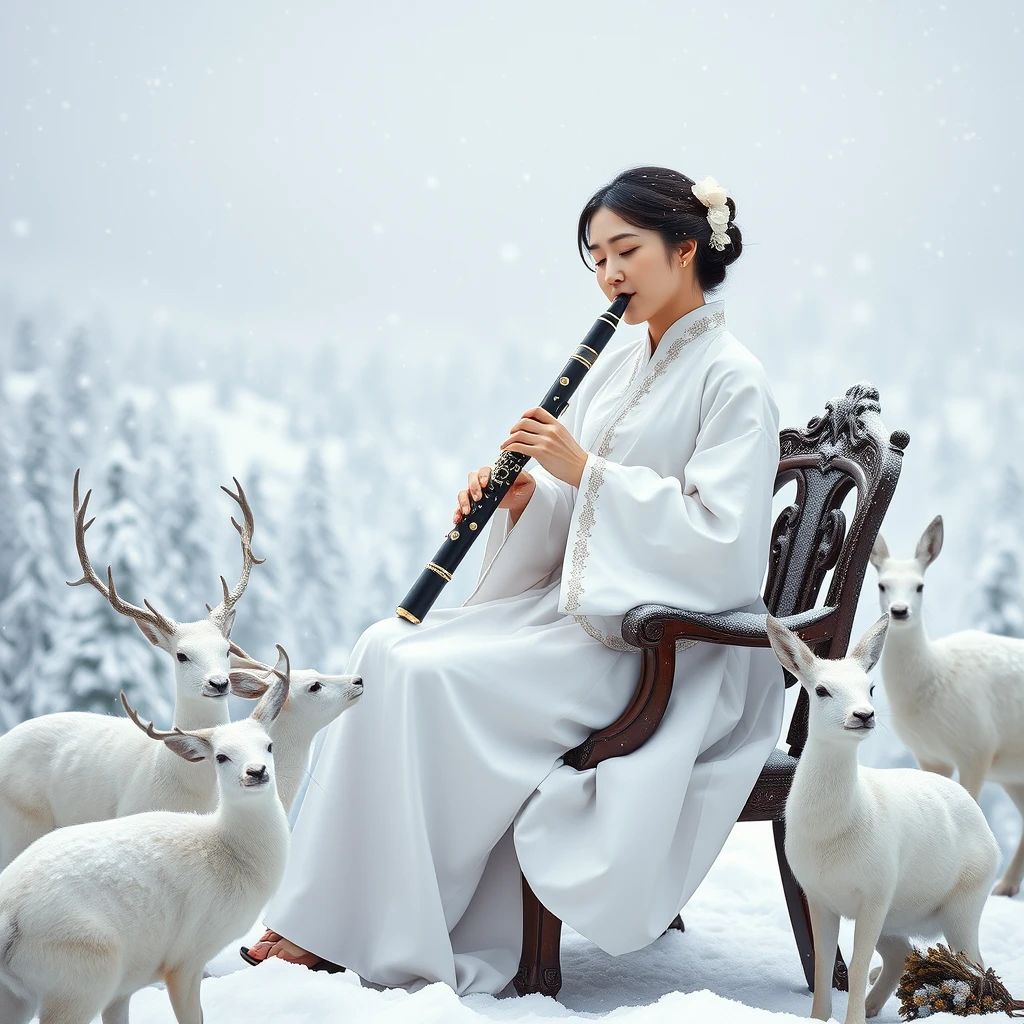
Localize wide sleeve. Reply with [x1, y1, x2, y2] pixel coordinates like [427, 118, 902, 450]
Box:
[462, 402, 581, 607]
[559, 363, 780, 633]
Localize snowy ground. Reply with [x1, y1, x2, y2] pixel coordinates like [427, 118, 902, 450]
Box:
[118, 820, 1023, 1024]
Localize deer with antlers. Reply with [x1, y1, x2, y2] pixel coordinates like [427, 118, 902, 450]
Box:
[0, 650, 293, 1024]
[0, 469, 264, 870]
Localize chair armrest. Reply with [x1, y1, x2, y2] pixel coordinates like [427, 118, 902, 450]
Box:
[621, 603, 838, 648]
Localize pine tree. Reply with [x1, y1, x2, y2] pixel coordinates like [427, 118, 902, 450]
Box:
[159, 432, 217, 621]
[0, 500, 65, 729]
[288, 449, 347, 666]
[972, 467, 1024, 639]
[22, 376, 70, 567]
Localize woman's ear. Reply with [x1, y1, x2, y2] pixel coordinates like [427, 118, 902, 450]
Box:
[679, 238, 697, 268]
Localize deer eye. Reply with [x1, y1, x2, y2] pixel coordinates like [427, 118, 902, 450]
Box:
[216, 754, 229, 764]
[870, 684, 876, 696]
[176, 652, 189, 663]
[267, 743, 273, 753]
[877, 584, 885, 592]
[308, 681, 322, 693]
[814, 685, 831, 698]
[916, 584, 923, 593]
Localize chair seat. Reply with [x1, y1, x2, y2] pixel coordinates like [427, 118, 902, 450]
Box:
[738, 747, 798, 822]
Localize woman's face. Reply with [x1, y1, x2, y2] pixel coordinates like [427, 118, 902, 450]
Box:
[587, 207, 688, 326]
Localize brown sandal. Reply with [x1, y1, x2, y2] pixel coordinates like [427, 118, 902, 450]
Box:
[240, 932, 345, 974]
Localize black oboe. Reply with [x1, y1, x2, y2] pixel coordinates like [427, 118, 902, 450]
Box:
[397, 292, 632, 624]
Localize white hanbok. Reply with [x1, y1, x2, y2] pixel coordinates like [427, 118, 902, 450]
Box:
[266, 300, 785, 994]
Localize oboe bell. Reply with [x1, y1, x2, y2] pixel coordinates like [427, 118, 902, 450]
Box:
[396, 292, 632, 625]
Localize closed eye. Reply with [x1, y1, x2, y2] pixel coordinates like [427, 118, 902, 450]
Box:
[814, 685, 831, 698]
[595, 247, 639, 268]
[869, 684, 876, 696]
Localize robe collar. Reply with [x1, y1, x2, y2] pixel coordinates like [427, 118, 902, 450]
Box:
[642, 299, 726, 369]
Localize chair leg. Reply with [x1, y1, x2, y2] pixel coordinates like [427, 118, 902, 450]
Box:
[514, 872, 563, 997]
[772, 818, 848, 993]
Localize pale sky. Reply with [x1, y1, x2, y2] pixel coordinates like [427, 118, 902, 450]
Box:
[1, 0, 1021, 362]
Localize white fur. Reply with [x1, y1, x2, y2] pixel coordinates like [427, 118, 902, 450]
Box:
[767, 615, 1001, 1024]
[0, 617, 235, 871]
[0, 682, 291, 1024]
[228, 653, 363, 812]
[0, 648, 362, 870]
[871, 515, 1024, 896]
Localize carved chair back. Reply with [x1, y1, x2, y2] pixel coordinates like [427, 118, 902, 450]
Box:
[766, 382, 909, 754]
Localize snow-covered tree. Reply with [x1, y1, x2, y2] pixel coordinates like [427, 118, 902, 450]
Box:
[159, 432, 218, 621]
[0, 500, 65, 729]
[21, 376, 70, 567]
[288, 449, 348, 666]
[972, 467, 1024, 639]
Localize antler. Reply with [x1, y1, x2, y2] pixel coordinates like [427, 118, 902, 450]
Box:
[208, 477, 265, 632]
[67, 469, 176, 636]
[120, 691, 189, 743]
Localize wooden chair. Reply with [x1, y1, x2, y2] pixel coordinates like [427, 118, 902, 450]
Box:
[514, 381, 910, 999]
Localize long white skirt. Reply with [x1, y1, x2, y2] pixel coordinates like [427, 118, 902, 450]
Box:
[265, 576, 782, 995]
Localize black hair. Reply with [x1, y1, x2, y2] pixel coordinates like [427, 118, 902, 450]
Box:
[576, 165, 743, 292]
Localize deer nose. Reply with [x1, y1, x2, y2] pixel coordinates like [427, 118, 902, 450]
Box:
[208, 677, 229, 694]
[889, 604, 909, 620]
[852, 708, 875, 726]
[246, 764, 268, 781]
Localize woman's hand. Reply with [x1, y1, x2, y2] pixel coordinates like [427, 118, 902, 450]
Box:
[454, 467, 536, 526]
[500, 407, 589, 488]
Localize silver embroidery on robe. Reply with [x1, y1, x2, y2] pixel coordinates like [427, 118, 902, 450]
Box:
[568, 309, 727, 649]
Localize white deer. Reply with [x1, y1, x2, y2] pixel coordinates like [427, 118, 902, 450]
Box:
[871, 515, 1024, 896]
[0, 469, 263, 869]
[227, 641, 363, 812]
[0, 649, 293, 1024]
[766, 614, 1000, 1024]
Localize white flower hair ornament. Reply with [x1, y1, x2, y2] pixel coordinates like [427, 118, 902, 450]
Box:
[691, 176, 732, 252]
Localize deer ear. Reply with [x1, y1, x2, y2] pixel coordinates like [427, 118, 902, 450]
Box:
[849, 615, 889, 674]
[915, 515, 943, 569]
[134, 617, 175, 653]
[252, 676, 289, 725]
[162, 731, 213, 764]
[229, 667, 271, 699]
[869, 533, 889, 569]
[765, 616, 818, 684]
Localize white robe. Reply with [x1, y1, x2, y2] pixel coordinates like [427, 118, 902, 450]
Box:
[266, 300, 785, 994]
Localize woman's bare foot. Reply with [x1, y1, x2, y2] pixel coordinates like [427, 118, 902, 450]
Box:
[244, 930, 283, 962]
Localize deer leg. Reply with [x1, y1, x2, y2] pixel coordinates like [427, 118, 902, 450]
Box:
[101, 995, 131, 1024]
[993, 782, 1024, 897]
[864, 934, 912, 1018]
[844, 905, 888, 1024]
[957, 757, 992, 802]
[806, 897, 840, 1022]
[165, 967, 204, 1024]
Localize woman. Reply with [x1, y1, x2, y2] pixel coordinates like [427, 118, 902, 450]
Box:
[244, 166, 784, 995]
